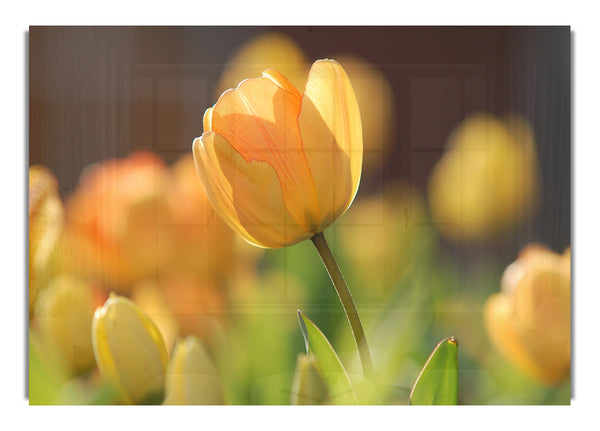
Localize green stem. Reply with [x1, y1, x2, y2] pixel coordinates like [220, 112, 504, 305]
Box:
[311, 231, 374, 379]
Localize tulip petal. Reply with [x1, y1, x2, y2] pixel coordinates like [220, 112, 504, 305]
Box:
[299, 59, 363, 229]
[210, 73, 320, 229]
[193, 133, 311, 248]
[484, 293, 569, 385]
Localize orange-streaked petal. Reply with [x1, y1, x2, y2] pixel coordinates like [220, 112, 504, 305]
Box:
[193, 133, 310, 248]
[299, 59, 363, 230]
[211, 75, 320, 230]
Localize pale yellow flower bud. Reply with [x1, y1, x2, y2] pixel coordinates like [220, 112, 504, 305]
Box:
[164, 336, 224, 405]
[33, 275, 96, 375]
[92, 293, 169, 404]
[290, 353, 328, 405]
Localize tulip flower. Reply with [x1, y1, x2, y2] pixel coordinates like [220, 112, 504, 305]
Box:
[33, 275, 96, 375]
[193, 58, 363, 249]
[163, 154, 235, 279]
[194, 58, 373, 379]
[92, 293, 169, 404]
[164, 336, 224, 405]
[484, 244, 570, 385]
[428, 113, 539, 241]
[29, 166, 63, 317]
[62, 152, 171, 290]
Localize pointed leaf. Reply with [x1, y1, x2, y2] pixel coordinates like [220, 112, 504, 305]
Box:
[297, 310, 357, 404]
[409, 337, 458, 405]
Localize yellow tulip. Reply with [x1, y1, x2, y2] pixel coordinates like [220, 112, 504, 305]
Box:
[164, 336, 224, 405]
[484, 244, 570, 385]
[428, 113, 539, 241]
[92, 293, 169, 404]
[193, 59, 363, 248]
[29, 165, 63, 317]
[33, 275, 96, 375]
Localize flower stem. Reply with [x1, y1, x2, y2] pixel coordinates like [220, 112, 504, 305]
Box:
[311, 231, 373, 379]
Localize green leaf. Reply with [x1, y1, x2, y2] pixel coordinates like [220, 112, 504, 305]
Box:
[297, 310, 357, 404]
[409, 336, 459, 405]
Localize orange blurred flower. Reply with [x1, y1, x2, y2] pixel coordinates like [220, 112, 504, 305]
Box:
[428, 113, 539, 241]
[484, 244, 571, 385]
[193, 59, 363, 248]
[157, 271, 225, 347]
[130, 271, 226, 352]
[61, 152, 171, 291]
[29, 165, 64, 317]
[162, 154, 235, 280]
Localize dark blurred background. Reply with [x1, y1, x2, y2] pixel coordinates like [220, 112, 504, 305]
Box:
[28, 26, 570, 254]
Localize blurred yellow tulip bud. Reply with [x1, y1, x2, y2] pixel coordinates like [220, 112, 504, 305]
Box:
[163, 153, 235, 279]
[164, 336, 224, 405]
[92, 293, 169, 404]
[290, 353, 328, 405]
[428, 113, 539, 241]
[29, 166, 63, 317]
[62, 152, 171, 291]
[215, 32, 309, 99]
[33, 275, 96, 375]
[484, 244, 570, 385]
[193, 59, 363, 248]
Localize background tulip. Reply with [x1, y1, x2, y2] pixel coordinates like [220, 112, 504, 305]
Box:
[193, 59, 363, 249]
[162, 153, 235, 280]
[164, 336, 224, 405]
[484, 244, 570, 385]
[61, 152, 171, 291]
[92, 294, 169, 404]
[33, 275, 97, 375]
[428, 113, 539, 242]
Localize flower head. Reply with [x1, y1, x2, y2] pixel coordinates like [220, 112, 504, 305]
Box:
[484, 244, 570, 385]
[33, 275, 96, 375]
[193, 59, 363, 248]
[428, 113, 539, 241]
[164, 336, 224, 405]
[92, 293, 169, 404]
[62, 152, 170, 290]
